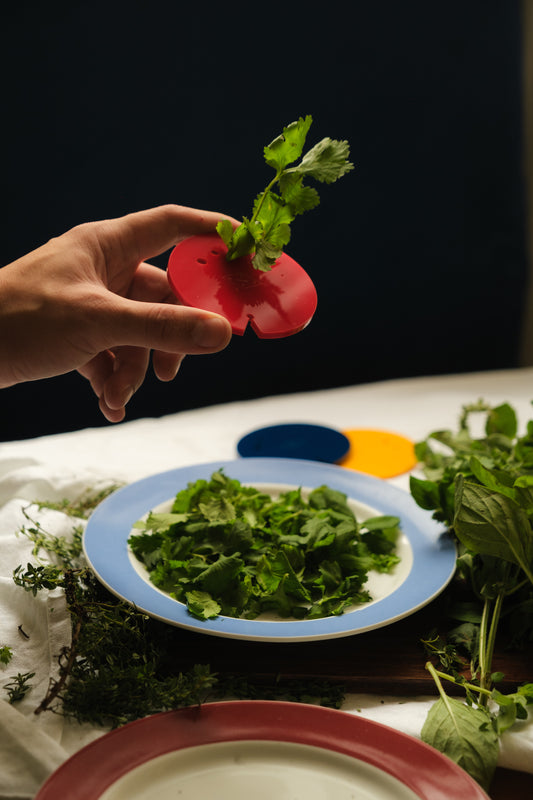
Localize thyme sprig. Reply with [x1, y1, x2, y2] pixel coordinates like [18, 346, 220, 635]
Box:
[34, 484, 123, 519]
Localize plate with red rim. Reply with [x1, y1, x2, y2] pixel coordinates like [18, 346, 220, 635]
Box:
[34, 701, 490, 800]
[82, 457, 456, 642]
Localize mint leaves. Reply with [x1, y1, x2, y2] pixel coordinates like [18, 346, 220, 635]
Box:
[129, 470, 399, 621]
[216, 115, 353, 271]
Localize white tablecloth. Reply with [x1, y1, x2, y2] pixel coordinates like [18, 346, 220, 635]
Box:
[2, 367, 533, 798]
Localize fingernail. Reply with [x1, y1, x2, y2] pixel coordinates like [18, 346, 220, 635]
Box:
[193, 317, 229, 348]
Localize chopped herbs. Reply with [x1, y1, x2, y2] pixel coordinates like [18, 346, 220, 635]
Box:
[129, 470, 400, 621]
[216, 115, 353, 271]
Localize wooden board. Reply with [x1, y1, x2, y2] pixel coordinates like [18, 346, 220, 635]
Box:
[165, 588, 532, 696]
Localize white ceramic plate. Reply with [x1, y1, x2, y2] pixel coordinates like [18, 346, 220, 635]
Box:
[83, 458, 456, 641]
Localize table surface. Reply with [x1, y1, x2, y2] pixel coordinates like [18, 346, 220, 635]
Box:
[2, 367, 533, 799]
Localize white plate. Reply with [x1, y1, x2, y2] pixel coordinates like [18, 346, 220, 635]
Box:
[99, 740, 421, 800]
[83, 458, 456, 641]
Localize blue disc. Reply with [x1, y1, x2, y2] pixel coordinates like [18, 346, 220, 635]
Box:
[237, 423, 350, 464]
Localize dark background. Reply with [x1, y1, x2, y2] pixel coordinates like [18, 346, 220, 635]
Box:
[1, 2, 527, 440]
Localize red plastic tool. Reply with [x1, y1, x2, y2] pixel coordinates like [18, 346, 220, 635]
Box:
[167, 234, 317, 338]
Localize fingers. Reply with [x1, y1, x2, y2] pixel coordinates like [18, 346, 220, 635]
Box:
[99, 294, 232, 356]
[78, 350, 125, 422]
[79, 345, 152, 423]
[152, 350, 185, 381]
[77, 350, 115, 398]
[81, 346, 186, 423]
[78, 296, 231, 423]
[100, 346, 187, 417]
[103, 345, 150, 414]
[98, 396, 126, 424]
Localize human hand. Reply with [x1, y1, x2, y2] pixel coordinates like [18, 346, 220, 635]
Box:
[0, 204, 234, 422]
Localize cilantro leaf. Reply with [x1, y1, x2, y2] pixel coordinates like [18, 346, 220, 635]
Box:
[285, 137, 353, 184]
[263, 115, 313, 172]
[278, 175, 320, 215]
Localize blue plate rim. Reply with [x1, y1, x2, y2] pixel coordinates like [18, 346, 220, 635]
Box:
[82, 458, 456, 642]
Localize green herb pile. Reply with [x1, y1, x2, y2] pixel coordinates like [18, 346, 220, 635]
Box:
[410, 400, 533, 791]
[216, 115, 353, 271]
[129, 470, 400, 622]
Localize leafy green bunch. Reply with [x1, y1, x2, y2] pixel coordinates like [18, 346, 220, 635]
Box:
[216, 115, 353, 271]
[129, 470, 399, 621]
[410, 400, 533, 790]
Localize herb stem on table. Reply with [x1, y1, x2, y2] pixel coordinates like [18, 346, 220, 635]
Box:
[426, 662, 493, 701]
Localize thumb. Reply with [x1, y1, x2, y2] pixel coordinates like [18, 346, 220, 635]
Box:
[98, 295, 233, 355]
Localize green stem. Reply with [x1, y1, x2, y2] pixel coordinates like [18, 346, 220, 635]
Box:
[250, 173, 281, 225]
[521, 562, 533, 586]
[429, 665, 492, 700]
[480, 590, 505, 704]
[505, 576, 530, 596]
[478, 597, 491, 688]
[425, 661, 460, 722]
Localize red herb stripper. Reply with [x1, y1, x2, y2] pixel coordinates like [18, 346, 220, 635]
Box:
[167, 234, 317, 339]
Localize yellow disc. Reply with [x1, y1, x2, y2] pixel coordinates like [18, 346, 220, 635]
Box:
[339, 429, 417, 478]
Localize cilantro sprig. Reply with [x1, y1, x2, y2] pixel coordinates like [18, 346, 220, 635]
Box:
[129, 470, 399, 621]
[216, 115, 353, 271]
